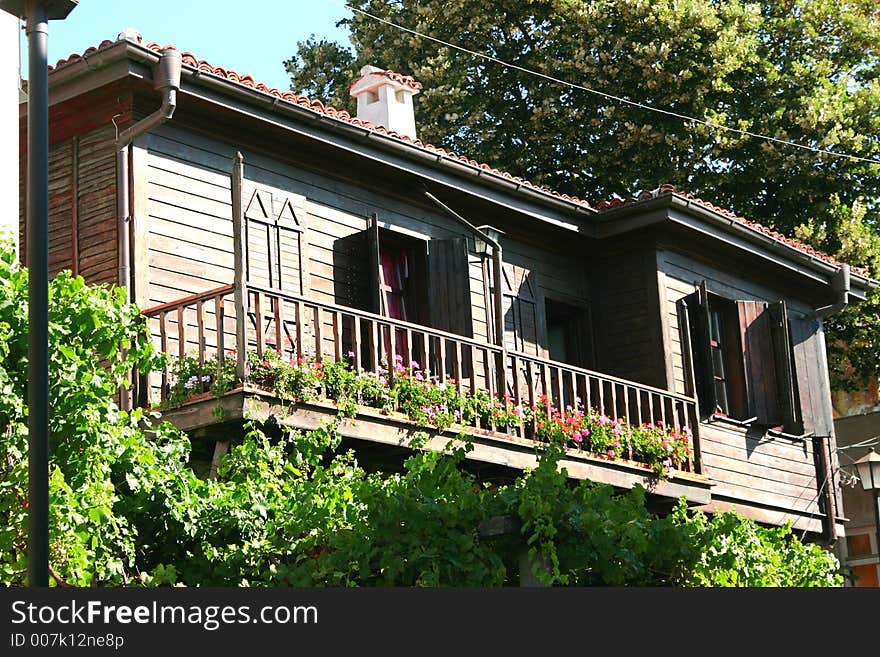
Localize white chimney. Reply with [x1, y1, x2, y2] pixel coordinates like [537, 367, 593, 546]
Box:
[1, 11, 20, 255]
[348, 65, 421, 140]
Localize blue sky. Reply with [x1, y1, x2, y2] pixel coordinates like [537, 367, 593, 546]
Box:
[19, 0, 352, 92]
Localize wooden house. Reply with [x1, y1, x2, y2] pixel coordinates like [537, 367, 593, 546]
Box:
[19, 31, 879, 544]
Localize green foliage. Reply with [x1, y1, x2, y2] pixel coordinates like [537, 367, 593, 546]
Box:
[513, 446, 696, 585]
[163, 353, 238, 409]
[0, 241, 844, 587]
[287, 0, 880, 386]
[671, 500, 844, 586]
[0, 242, 173, 586]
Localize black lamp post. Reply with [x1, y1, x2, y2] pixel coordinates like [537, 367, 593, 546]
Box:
[854, 448, 880, 563]
[0, 0, 77, 587]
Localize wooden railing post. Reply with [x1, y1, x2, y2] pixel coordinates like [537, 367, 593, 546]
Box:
[232, 151, 248, 382]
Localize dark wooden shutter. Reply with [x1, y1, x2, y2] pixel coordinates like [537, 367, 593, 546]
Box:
[501, 264, 544, 356]
[683, 282, 716, 416]
[367, 214, 381, 315]
[427, 238, 473, 337]
[790, 317, 833, 437]
[332, 213, 380, 313]
[767, 301, 797, 431]
[736, 300, 781, 425]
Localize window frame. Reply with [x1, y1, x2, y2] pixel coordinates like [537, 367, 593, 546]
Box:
[682, 281, 799, 433]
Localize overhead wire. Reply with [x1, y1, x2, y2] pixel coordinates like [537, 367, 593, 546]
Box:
[326, 0, 880, 167]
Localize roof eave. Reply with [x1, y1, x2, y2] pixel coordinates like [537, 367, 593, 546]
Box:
[596, 193, 878, 297]
[51, 40, 597, 236]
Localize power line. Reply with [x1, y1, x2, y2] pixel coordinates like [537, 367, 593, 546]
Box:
[330, 0, 880, 167]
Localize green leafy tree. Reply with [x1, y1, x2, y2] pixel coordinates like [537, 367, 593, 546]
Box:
[286, 0, 880, 387]
[0, 243, 175, 585]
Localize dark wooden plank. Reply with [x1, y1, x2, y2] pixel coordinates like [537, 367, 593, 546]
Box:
[254, 291, 264, 356]
[789, 317, 832, 437]
[196, 300, 205, 368]
[231, 151, 249, 380]
[428, 237, 474, 337]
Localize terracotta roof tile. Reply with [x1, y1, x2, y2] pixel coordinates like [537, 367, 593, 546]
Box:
[47, 37, 864, 276]
[378, 69, 423, 91]
[47, 37, 592, 210]
[596, 185, 868, 275]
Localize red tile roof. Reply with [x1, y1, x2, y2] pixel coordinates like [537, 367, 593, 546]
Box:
[49, 37, 864, 277]
[596, 184, 868, 274]
[49, 37, 591, 210]
[375, 69, 423, 91]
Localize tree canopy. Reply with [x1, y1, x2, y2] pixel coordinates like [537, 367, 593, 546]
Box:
[285, 0, 880, 388]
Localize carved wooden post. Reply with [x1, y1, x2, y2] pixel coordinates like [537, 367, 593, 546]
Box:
[232, 152, 248, 383]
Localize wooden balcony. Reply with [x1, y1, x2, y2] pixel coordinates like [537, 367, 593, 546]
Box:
[140, 281, 711, 504]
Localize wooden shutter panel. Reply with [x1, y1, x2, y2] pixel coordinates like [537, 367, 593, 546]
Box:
[332, 213, 380, 313]
[367, 213, 381, 314]
[737, 300, 780, 425]
[789, 317, 833, 437]
[767, 301, 797, 431]
[683, 282, 716, 416]
[501, 264, 544, 356]
[427, 238, 473, 337]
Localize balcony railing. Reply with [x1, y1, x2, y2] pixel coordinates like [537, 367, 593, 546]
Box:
[142, 282, 701, 474]
[139, 151, 700, 475]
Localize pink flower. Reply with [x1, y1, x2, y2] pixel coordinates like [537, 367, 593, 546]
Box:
[573, 434, 583, 443]
[606, 449, 615, 458]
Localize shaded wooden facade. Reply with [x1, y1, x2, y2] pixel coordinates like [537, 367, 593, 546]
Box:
[22, 36, 879, 542]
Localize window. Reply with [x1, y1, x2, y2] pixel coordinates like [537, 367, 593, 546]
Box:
[680, 280, 833, 435]
[545, 297, 592, 368]
[333, 214, 474, 368]
[378, 233, 425, 324]
[705, 295, 747, 418]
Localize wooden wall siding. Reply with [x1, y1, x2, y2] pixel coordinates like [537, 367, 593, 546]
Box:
[46, 138, 74, 276]
[698, 423, 821, 521]
[659, 248, 831, 523]
[75, 125, 118, 285]
[141, 124, 589, 368]
[19, 123, 118, 286]
[19, 81, 130, 283]
[591, 247, 665, 389]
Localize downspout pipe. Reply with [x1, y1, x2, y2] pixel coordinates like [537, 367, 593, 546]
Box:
[115, 45, 181, 301]
[114, 46, 180, 411]
[813, 264, 850, 319]
[810, 262, 850, 544]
